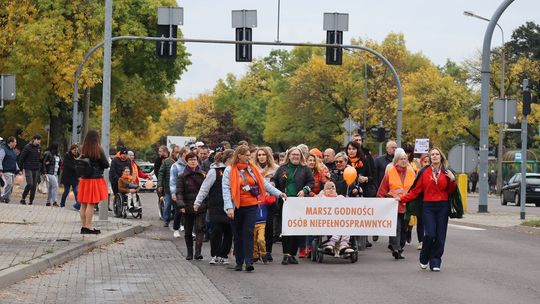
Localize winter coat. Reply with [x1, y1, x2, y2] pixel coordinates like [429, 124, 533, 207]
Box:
[109, 156, 132, 184]
[0, 143, 19, 173]
[81, 148, 110, 179]
[61, 152, 78, 185]
[194, 163, 229, 223]
[42, 151, 61, 175]
[374, 153, 393, 188]
[176, 166, 206, 214]
[169, 158, 187, 196]
[271, 164, 315, 196]
[157, 157, 175, 194]
[19, 142, 42, 171]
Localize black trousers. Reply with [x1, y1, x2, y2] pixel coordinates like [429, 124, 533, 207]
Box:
[183, 212, 205, 251]
[265, 203, 276, 253]
[22, 169, 40, 202]
[173, 206, 183, 230]
[282, 235, 303, 256]
[210, 221, 233, 258]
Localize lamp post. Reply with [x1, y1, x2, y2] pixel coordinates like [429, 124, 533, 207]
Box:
[464, 10, 506, 196]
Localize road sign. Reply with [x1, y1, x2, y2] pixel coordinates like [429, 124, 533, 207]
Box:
[342, 117, 359, 133]
[448, 144, 478, 174]
[514, 152, 522, 162]
[414, 138, 429, 154]
[493, 99, 517, 124]
[0, 74, 16, 108]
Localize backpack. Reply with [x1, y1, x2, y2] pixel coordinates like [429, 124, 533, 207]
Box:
[74, 157, 94, 178]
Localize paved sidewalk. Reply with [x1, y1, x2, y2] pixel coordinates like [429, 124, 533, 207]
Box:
[0, 234, 230, 304]
[0, 204, 145, 289]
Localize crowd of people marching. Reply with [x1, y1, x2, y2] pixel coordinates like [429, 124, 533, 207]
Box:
[0, 131, 457, 272]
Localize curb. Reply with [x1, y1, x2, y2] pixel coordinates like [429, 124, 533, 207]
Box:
[0, 223, 148, 290]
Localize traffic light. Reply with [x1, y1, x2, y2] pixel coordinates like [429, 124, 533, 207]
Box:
[326, 30, 343, 65]
[156, 25, 177, 59]
[376, 127, 386, 142]
[235, 28, 252, 62]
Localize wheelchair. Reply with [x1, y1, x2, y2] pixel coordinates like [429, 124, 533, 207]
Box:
[113, 192, 142, 219]
[311, 235, 359, 264]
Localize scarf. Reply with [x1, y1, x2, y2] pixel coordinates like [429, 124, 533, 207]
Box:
[349, 156, 364, 168]
[230, 162, 266, 208]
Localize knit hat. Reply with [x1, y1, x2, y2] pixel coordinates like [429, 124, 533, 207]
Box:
[309, 148, 323, 159]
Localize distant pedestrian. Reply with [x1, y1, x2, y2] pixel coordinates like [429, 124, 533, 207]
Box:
[469, 169, 479, 193]
[0, 136, 22, 204]
[60, 144, 80, 209]
[399, 147, 457, 272]
[488, 170, 497, 194]
[18, 134, 42, 205]
[374, 140, 398, 188]
[77, 130, 110, 234]
[170, 147, 189, 238]
[157, 145, 180, 227]
[42, 143, 61, 207]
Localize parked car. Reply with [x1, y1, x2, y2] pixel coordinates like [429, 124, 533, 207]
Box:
[137, 162, 157, 192]
[500, 173, 540, 207]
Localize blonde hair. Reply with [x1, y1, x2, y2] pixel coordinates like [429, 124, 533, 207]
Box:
[429, 147, 448, 168]
[255, 146, 277, 169]
[284, 146, 306, 166]
[307, 154, 324, 175]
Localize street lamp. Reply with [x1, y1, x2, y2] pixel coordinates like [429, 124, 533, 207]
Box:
[464, 10, 506, 195]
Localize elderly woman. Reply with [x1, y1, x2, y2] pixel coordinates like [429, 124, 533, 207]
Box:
[223, 146, 286, 272]
[271, 146, 314, 265]
[376, 148, 416, 260]
[330, 152, 361, 197]
[398, 148, 456, 271]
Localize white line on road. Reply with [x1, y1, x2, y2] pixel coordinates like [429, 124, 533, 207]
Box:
[448, 224, 486, 231]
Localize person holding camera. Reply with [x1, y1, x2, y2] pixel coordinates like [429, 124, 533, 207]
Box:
[223, 146, 286, 272]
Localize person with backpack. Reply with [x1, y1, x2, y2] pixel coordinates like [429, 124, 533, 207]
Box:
[77, 130, 110, 234]
[42, 143, 62, 207]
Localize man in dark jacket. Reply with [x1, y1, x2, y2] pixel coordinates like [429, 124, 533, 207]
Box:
[18, 134, 42, 205]
[109, 148, 132, 194]
[158, 145, 179, 227]
[0, 136, 22, 203]
[153, 145, 169, 178]
[374, 140, 398, 189]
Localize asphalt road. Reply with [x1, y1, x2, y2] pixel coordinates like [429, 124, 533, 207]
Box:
[466, 194, 540, 216]
[136, 192, 540, 304]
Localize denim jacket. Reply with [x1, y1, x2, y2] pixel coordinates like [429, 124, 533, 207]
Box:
[222, 164, 282, 211]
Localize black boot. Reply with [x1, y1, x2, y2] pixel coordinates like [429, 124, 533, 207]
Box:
[186, 247, 193, 260]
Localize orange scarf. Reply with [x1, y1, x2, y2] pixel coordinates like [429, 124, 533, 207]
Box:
[349, 156, 364, 168]
[230, 162, 267, 208]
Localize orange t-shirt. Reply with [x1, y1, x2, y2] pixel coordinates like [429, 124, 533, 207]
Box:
[239, 171, 259, 207]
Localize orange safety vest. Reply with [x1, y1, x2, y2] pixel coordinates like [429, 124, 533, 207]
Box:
[388, 166, 415, 213]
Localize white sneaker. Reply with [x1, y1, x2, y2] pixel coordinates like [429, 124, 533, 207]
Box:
[209, 256, 218, 265]
[417, 242, 423, 250]
[221, 257, 230, 265]
[180, 225, 185, 232]
[420, 263, 428, 270]
[432, 267, 440, 272]
[173, 230, 181, 238]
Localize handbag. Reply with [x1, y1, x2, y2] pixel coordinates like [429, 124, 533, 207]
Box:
[38, 175, 49, 194]
[448, 186, 464, 219]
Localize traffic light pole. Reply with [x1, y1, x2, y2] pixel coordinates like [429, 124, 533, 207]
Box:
[72, 36, 404, 146]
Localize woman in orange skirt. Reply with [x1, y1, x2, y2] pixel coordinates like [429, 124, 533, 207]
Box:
[77, 130, 110, 234]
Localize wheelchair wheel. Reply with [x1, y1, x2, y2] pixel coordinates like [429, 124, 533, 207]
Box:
[113, 194, 123, 218]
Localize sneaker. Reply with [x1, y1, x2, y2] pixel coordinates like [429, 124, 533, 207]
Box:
[180, 225, 185, 231]
[289, 256, 299, 264]
[253, 256, 260, 263]
[261, 255, 268, 264]
[420, 263, 428, 270]
[209, 256, 218, 265]
[265, 252, 273, 262]
[221, 258, 230, 265]
[173, 230, 181, 238]
[281, 255, 289, 265]
[344, 247, 355, 254]
[163, 222, 169, 227]
[28, 201, 33, 205]
[52, 202, 59, 207]
[417, 242, 423, 250]
[432, 267, 440, 272]
[46, 202, 51, 206]
[234, 264, 242, 271]
[324, 245, 334, 253]
[20, 199, 26, 205]
[245, 264, 254, 272]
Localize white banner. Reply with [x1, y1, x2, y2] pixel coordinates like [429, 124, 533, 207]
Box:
[281, 197, 398, 236]
[414, 138, 430, 154]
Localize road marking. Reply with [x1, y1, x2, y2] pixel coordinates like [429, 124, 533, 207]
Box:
[448, 224, 486, 231]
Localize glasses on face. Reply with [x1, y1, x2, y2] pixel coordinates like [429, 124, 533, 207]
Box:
[335, 160, 345, 164]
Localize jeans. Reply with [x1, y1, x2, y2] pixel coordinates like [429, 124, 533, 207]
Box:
[420, 201, 449, 269]
[22, 169, 40, 203]
[232, 205, 257, 266]
[1, 173, 15, 202]
[60, 181, 79, 208]
[46, 174, 59, 204]
[211, 221, 233, 258]
[163, 193, 173, 224]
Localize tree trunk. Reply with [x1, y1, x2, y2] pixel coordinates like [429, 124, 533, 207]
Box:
[49, 97, 68, 154]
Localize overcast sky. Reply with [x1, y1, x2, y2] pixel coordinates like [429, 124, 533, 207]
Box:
[173, 0, 539, 100]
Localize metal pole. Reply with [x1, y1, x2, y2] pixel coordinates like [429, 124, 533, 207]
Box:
[520, 79, 529, 220]
[497, 23, 505, 195]
[478, 0, 514, 213]
[276, 0, 281, 42]
[363, 61, 368, 132]
[99, 0, 112, 221]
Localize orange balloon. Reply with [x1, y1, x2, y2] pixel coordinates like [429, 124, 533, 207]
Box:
[14, 174, 25, 185]
[145, 180, 154, 189]
[343, 166, 357, 186]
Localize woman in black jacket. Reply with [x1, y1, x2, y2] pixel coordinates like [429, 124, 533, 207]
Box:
[271, 146, 314, 265]
[77, 130, 110, 234]
[176, 151, 206, 260]
[42, 143, 61, 207]
[60, 144, 79, 209]
[345, 141, 376, 197]
[194, 149, 235, 265]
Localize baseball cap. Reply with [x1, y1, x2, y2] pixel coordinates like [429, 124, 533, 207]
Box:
[119, 148, 128, 155]
[195, 141, 204, 147]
